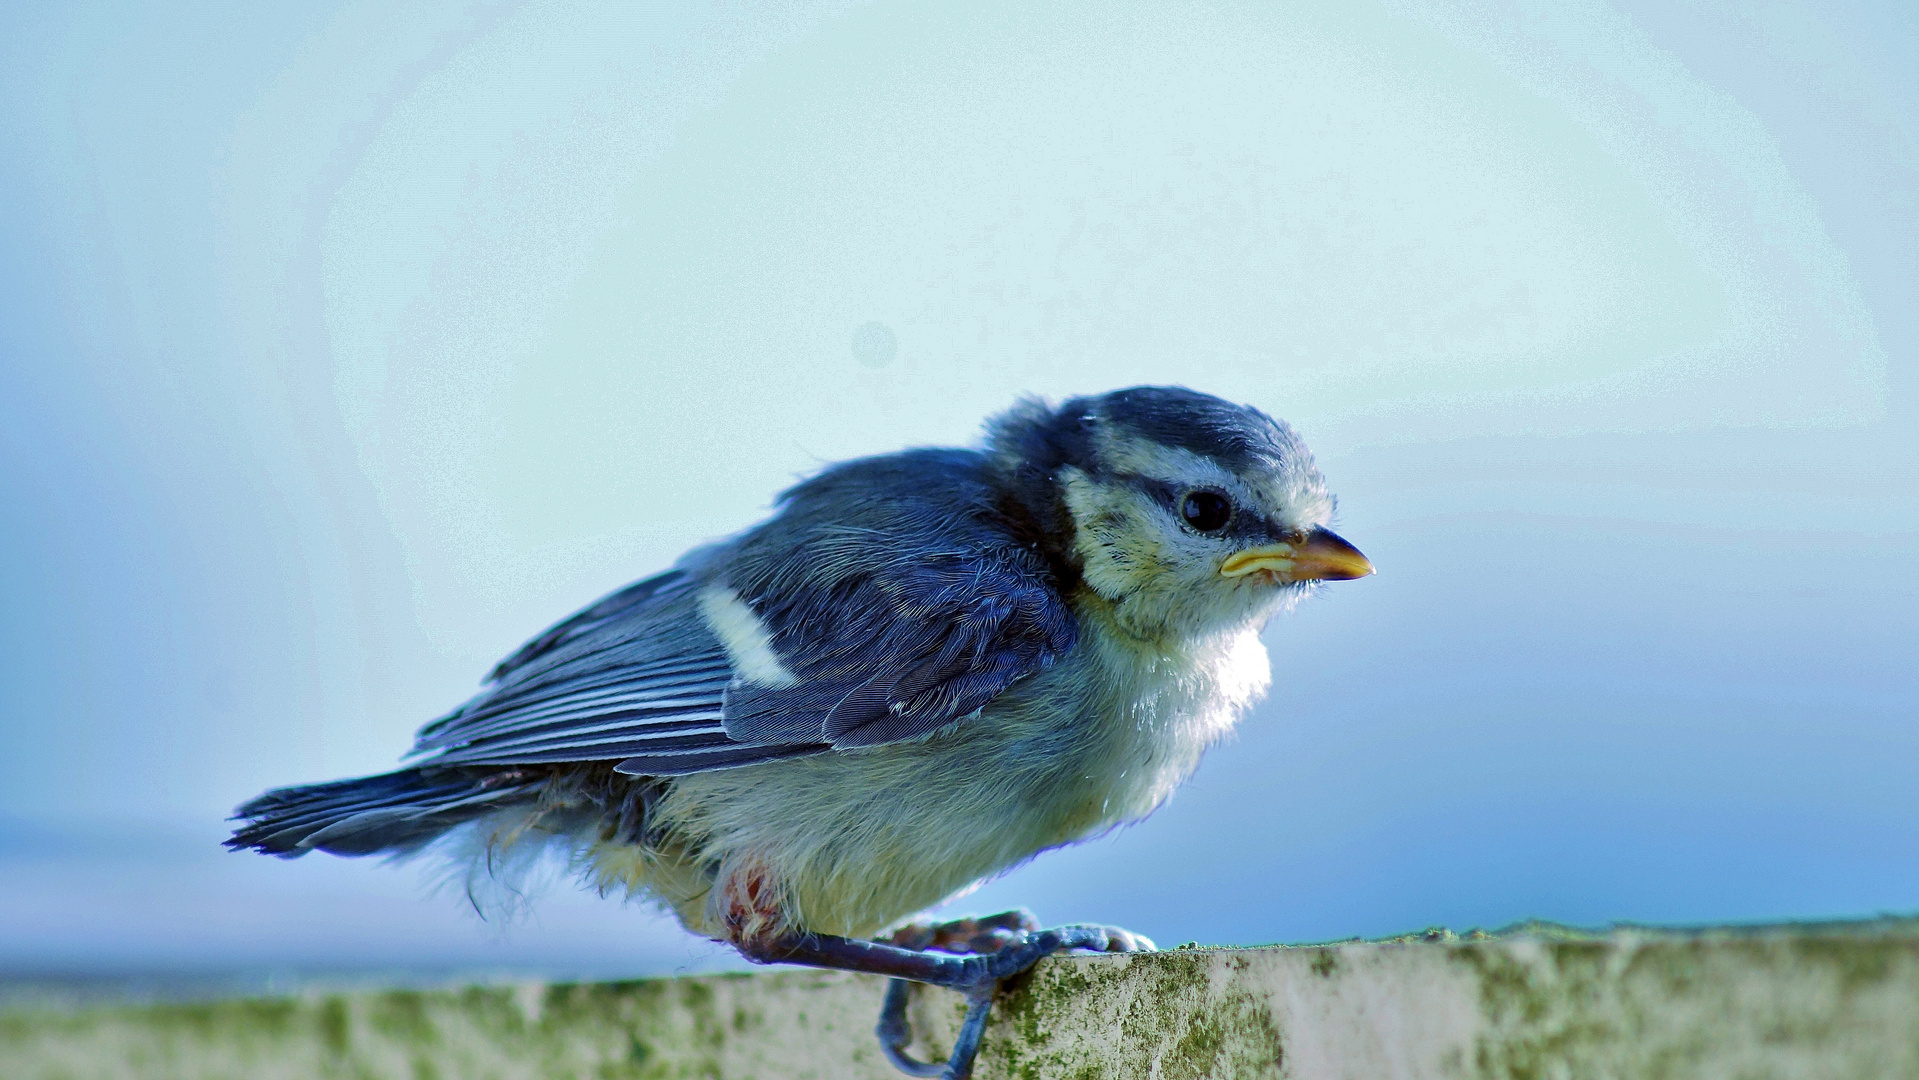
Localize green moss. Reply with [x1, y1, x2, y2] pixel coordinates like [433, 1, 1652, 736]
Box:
[1791, 936, 1898, 993]
[368, 991, 437, 1045]
[139, 996, 304, 1046]
[453, 986, 529, 1039]
[1450, 941, 1626, 1080]
[317, 997, 353, 1057]
[981, 952, 1283, 1080]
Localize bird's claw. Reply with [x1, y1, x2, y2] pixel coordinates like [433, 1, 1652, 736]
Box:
[875, 921, 1155, 1079]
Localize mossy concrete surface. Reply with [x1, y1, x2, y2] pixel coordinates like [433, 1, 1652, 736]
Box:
[7, 920, 1919, 1079]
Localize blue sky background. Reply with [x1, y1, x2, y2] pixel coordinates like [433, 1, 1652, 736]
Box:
[2, 0, 1914, 984]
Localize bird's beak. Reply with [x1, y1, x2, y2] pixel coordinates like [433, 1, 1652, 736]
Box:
[1219, 527, 1374, 583]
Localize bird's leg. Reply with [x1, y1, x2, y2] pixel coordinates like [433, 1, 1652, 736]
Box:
[740, 919, 1153, 1080]
[873, 910, 1038, 1078]
[874, 913, 1155, 1077]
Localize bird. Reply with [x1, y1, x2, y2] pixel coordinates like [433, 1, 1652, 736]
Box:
[227, 385, 1372, 1079]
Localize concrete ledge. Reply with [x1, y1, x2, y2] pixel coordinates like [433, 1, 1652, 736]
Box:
[6, 920, 1919, 1079]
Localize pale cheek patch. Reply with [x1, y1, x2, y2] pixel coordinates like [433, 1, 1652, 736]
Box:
[1061, 470, 1171, 601]
[697, 586, 799, 688]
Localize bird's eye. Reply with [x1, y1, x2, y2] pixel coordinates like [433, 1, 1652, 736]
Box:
[1180, 491, 1233, 532]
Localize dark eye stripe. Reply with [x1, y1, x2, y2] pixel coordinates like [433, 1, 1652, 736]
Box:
[1115, 473, 1287, 540]
[1122, 474, 1182, 508]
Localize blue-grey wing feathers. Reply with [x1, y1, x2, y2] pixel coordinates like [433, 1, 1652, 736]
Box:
[724, 555, 1070, 749]
[408, 570, 787, 773]
[403, 448, 1076, 777]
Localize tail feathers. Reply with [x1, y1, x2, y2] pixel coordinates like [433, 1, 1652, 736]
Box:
[226, 768, 540, 858]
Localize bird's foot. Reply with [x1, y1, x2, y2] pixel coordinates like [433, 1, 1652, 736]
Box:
[875, 919, 1155, 1079]
[884, 908, 1041, 954]
[736, 918, 1152, 1079]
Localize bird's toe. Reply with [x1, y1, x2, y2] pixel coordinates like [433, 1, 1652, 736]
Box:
[884, 908, 1045, 955]
[1100, 926, 1156, 953]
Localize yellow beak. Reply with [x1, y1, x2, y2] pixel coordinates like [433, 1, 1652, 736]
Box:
[1219, 527, 1374, 583]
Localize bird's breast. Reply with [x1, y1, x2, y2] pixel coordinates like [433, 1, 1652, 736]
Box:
[1005, 614, 1275, 845]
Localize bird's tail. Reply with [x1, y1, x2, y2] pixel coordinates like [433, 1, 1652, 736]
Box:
[225, 767, 544, 859]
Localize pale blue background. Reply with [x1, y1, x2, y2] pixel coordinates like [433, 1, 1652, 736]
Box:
[2, 0, 1914, 986]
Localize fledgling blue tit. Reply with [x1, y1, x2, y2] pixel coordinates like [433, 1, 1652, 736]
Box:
[229, 386, 1372, 1080]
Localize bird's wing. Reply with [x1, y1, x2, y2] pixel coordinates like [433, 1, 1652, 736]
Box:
[407, 452, 1076, 776]
[408, 568, 820, 774]
[712, 541, 1076, 753]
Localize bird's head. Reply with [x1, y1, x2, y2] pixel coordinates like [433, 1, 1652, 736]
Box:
[989, 386, 1372, 642]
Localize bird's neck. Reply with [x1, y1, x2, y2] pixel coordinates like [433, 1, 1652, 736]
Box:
[1071, 583, 1263, 653]
[989, 466, 1084, 594]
